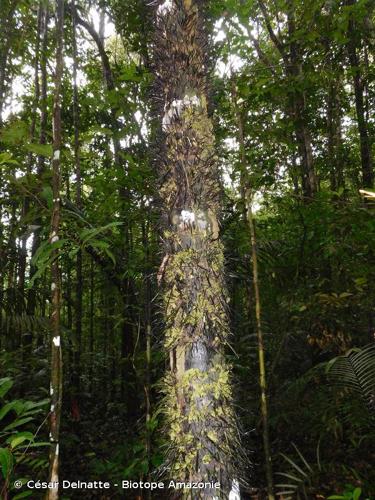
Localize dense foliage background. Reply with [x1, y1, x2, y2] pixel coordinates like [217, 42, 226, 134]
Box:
[0, 0, 374, 498]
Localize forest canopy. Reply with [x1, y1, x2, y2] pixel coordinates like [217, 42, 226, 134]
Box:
[0, 0, 374, 499]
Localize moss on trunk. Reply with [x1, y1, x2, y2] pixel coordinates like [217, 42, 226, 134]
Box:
[153, 0, 240, 496]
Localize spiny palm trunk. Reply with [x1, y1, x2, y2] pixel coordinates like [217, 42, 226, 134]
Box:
[154, 0, 239, 496]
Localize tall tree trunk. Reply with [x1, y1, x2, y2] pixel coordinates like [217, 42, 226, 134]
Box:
[72, 6, 122, 169]
[286, 0, 317, 198]
[346, 0, 373, 187]
[154, 0, 239, 494]
[18, 5, 43, 324]
[26, 2, 49, 330]
[257, 0, 317, 199]
[327, 78, 344, 192]
[0, 0, 18, 124]
[88, 256, 95, 390]
[232, 82, 275, 500]
[72, 0, 83, 398]
[142, 212, 153, 488]
[47, 0, 64, 497]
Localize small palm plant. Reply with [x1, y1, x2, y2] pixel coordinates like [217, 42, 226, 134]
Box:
[275, 442, 322, 499]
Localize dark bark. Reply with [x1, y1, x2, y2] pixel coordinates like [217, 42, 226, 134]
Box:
[286, 0, 317, 198]
[346, 0, 374, 187]
[88, 257, 95, 390]
[26, 3, 49, 326]
[71, 5, 122, 168]
[258, 0, 317, 198]
[18, 5, 43, 327]
[327, 79, 344, 191]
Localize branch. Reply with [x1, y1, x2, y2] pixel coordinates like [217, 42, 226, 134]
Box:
[258, 0, 288, 65]
[68, 3, 115, 91]
[67, 4, 147, 152]
[359, 189, 375, 198]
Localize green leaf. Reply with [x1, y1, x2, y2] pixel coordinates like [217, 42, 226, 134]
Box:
[89, 125, 113, 136]
[8, 432, 34, 449]
[104, 247, 116, 265]
[0, 152, 19, 166]
[13, 492, 33, 499]
[16, 442, 50, 448]
[80, 221, 122, 244]
[25, 143, 53, 157]
[0, 447, 13, 479]
[0, 401, 24, 421]
[22, 400, 49, 412]
[0, 378, 13, 398]
[41, 186, 53, 208]
[0, 121, 28, 144]
[353, 488, 362, 500]
[4, 417, 34, 431]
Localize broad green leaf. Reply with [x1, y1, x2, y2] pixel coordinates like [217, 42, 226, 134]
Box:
[22, 400, 49, 412]
[80, 221, 123, 244]
[0, 447, 13, 479]
[0, 401, 24, 421]
[16, 442, 50, 448]
[25, 143, 53, 157]
[104, 248, 116, 265]
[8, 432, 34, 449]
[353, 488, 362, 500]
[0, 121, 28, 144]
[41, 186, 53, 208]
[0, 152, 19, 165]
[0, 378, 13, 398]
[4, 417, 34, 431]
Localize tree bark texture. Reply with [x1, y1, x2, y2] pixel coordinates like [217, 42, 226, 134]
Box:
[153, 0, 239, 495]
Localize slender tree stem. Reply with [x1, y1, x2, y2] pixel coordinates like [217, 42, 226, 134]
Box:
[47, 0, 65, 497]
[72, 0, 83, 396]
[232, 81, 275, 500]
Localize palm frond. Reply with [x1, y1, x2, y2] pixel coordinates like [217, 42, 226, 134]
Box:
[0, 313, 48, 336]
[326, 344, 375, 414]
